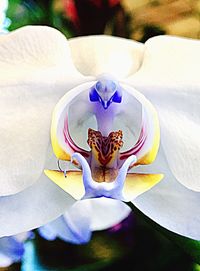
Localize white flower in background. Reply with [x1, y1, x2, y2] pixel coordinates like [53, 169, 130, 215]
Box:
[0, 232, 30, 267]
[0, 26, 199, 241]
[0, 0, 10, 33]
[38, 198, 130, 244]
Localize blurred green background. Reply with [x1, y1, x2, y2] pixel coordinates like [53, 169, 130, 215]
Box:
[2, 206, 200, 271]
[1, 1, 200, 270]
[7, 0, 200, 41]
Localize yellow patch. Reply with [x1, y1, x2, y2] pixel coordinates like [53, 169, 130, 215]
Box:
[123, 173, 163, 201]
[51, 111, 71, 161]
[136, 106, 160, 165]
[44, 169, 85, 200]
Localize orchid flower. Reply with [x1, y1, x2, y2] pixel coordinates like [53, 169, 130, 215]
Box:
[0, 26, 199, 242]
[0, 232, 30, 267]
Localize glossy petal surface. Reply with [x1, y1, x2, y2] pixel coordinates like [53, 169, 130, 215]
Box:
[44, 170, 85, 200]
[69, 35, 144, 78]
[0, 25, 88, 196]
[51, 81, 95, 160]
[39, 198, 131, 244]
[39, 209, 91, 244]
[129, 36, 200, 191]
[0, 174, 75, 237]
[133, 147, 200, 240]
[119, 84, 160, 166]
[123, 173, 163, 201]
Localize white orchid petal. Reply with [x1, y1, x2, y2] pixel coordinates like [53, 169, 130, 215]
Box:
[89, 199, 131, 231]
[60, 207, 92, 244]
[40, 208, 91, 244]
[133, 147, 200, 240]
[39, 214, 91, 244]
[38, 224, 57, 241]
[119, 84, 160, 166]
[51, 81, 96, 160]
[39, 198, 130, 244]
[0, 0, 8, 11]
[0, 235, 24, 267]
[0, 253, 13, 267]
[129, 36, 200, 191]
[44, 169, 85, 201]
[123, 173, 163, 202]
[0, 174, 75, 237]
[69, 35, 145, 78]
[14, 232, 31, 243]
[134, 180, 200, 240]
[68, 198, 131, 232]
[0, 26, 89, 195]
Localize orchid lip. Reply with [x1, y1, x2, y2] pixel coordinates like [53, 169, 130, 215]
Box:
[72, 152, 137, 200]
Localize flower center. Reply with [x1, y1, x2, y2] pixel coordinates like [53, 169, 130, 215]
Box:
[45, 76, 162, 202]
[87, 128, 123, 183]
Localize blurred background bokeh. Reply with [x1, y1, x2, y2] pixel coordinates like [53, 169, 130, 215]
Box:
[7, 0, 200, 41]
[1, 1, 200, 270]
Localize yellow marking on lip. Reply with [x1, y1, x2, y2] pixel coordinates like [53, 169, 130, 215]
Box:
[123, 173, 163, 201]
[51, 111, 71, 161]
[44, 169, 85, 200]
[136, 106, 160, 166]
